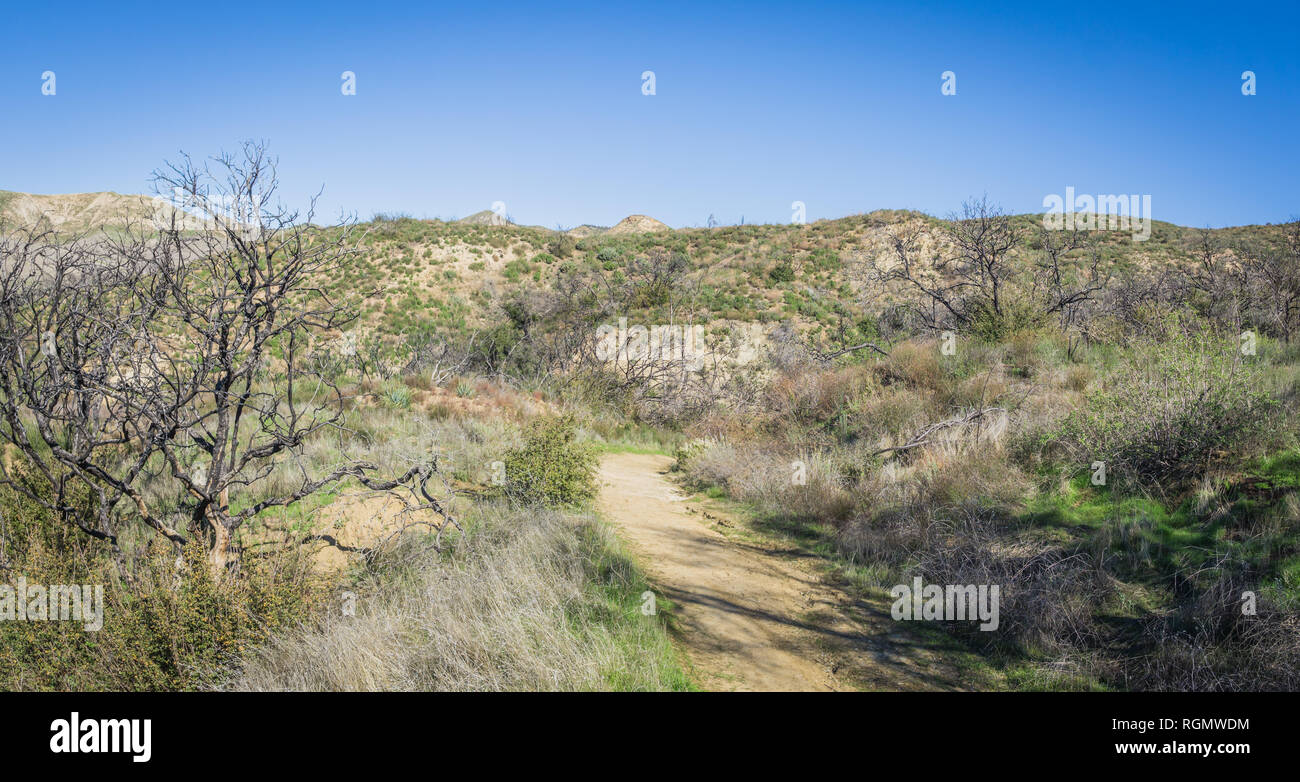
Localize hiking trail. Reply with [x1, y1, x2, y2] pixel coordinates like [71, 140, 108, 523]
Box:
[597, 451, 969, 691]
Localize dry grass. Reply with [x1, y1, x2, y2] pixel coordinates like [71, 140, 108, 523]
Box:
[674, 320, 1300, 691]
[226, 502, 689, 691]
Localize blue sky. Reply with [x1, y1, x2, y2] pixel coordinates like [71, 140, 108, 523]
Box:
[1, 0, 1296, 228]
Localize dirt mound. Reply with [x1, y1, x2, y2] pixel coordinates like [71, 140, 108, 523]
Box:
[605, 214, 670, 235]
[456, 209, 510, 226]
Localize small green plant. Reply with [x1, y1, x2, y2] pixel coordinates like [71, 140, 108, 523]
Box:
[382, 383, 412, 409]
[503, 415, 599, 506]
[768, 262, 795, 283]
[807, 247, 842, 271]
[503, 258, 531, 281]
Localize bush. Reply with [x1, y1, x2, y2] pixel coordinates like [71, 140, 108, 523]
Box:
[381, 382, 412, 409]
[967, 297, 1047, 342]
[503, 415, 599, 506]
[807, 247, 841, 271]
[0, 471, 314, 690]
[1057, 320, 1277, 487]
[547, 233, 576, 259]
[679, 441, 856, 526]
[503, 258, 531, 281]
[768, 262, 795, 283]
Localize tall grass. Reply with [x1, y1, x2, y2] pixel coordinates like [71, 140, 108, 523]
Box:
[227, 502, 692, 691]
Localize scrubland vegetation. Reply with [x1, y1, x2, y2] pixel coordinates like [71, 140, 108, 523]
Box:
[2, 147, 1297, 690]
[660, 208, 1300, 691]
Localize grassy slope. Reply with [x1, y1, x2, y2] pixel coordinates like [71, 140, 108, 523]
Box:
[318, 210, 1294, 379]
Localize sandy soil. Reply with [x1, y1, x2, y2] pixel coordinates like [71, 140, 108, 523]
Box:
[597, 451, 970, 691]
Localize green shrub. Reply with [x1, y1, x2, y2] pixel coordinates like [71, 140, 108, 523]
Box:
[547, 233, 576, 259]
[0, 471, 313, 691]
[967, 297, 1047, 342]
[531, 252, 556, 265]
[808, 247, 841, 271]
[1057, 320, 1277, 487]
[503, 258, 531, 281]
[768, 262, 795, 284]
[503, 415, 599, 506]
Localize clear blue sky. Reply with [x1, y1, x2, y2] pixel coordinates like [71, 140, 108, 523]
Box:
[1, 0, 1296, 228]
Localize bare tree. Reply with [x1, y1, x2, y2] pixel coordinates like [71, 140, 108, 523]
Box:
[0, 142, 454, 575]
[1238, 220, 1300, 343]
[870, 225, 965, 330]
[1189, 227, 1252, 332]
[870, 196, 1023, 331]
[0, 221, 180, 571]
[1030, 225, 1109, 356]
[942, 195, 1023, 324]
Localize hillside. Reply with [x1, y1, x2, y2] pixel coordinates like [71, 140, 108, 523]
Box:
[324, 206, 1289, 355]
[311, 204, 1300, 691]
[5, 189, 1291, 370]
[456, 209, 510, 226]
[0, 189, 172, 233]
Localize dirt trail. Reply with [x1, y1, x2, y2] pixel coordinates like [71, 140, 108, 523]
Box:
[598, 452, 969, 692]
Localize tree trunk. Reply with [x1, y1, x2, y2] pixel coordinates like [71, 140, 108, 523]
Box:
[209, 521, 235, 576]
[207, 487, 235, 577]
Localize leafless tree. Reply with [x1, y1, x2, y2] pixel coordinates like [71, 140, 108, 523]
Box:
[401, 330, 478, 386]
[0, 142, 455, 575]
[871, 225, 966, 330]
[1188, 228, 1252, 332]
[941, 195, 1023, 323]
[869, 196, 1023, 331]
[1030, 226, 1110, 356]
[1237, 220, 1300, 343]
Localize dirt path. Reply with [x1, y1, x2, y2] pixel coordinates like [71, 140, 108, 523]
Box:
[598, 452, 971, 692]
